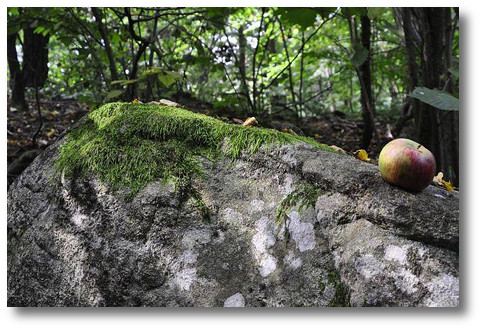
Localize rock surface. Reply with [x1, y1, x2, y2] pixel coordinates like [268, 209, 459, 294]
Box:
[7, 137, 459, 307]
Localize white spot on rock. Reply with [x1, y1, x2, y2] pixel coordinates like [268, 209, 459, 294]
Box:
[391, 268, 419, 294]
[173, 267, 197, 291]
[355, 254, 385, 279]
[252, 217, 278, 277]
[278, 174, 295, 197]
[181, 228, 211, 249]
[284, 251, 302, 269]
[252, 217, 276, 253]
[224, 293, 246, 307]
[384, 245, 407, 265]
[286, 211, 316, 252]
[425, 273, 459, 307]
[259, 254, 277, 277]
[220, 208, 244, 226]
[72, 211, 88, 228]
[180, 250, 197, 264]
[249, 199, 265, 213]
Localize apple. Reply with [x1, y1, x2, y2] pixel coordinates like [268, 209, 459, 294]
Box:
[378, 138, 436, 192]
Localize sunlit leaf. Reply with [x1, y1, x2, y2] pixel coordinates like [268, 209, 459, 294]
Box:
[158, 74, 176, 88]
[350, 42, 369, 68]
[105, 89, 123, 100]
[111, 79, 139, 86]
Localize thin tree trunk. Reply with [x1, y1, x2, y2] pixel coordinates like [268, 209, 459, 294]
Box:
[237, 26, 250, 104]
[359, 14, 374, 149]
[277, 17, 299, 123]
[298, 31, 305, 121]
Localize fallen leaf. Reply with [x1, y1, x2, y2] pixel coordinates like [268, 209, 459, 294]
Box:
[242, 117, 258, 127]
[330, 145, 347, 154]
[132, 98, 139, 104]
[46, 128, 56, 137]
[281, 128, 297, 135]
[443, 180, 454, 192]
[433, 172, 444, 185]
[354, 149, 370, 162]
[432, 172, 454, 191]
[158, 99, 181, 107]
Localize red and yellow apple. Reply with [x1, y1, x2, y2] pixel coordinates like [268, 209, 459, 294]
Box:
[378, 138, 436, 192]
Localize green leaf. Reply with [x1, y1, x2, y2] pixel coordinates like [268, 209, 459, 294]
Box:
[7, 24, 22, 36]
[448, 67, 459, 79]
[409, 87, 459, 111]
[275, 8, 318, 29]
[367, 7, 388, 20]
[342, 7, 368, 17]
[350, 42, 368, 68]
[111, 79, 139, 86]
[8, 8, 19, 16]
[141, 67, 164, 77]
[158, 74, 176, 88]
[105, 89, 123, 100]
[316, 7, 338, 19]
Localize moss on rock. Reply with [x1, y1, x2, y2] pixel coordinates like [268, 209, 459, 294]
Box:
[56, 102, 332, 196]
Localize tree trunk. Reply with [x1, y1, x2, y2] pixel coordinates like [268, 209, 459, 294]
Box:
[23, 27, 49, 88]
[417, 8, 446, 175]
[401, 7, 458, 184]
[7, 32, 27, 110]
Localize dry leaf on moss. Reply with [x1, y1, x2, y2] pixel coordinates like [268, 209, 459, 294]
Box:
[242, 117, 258, 127]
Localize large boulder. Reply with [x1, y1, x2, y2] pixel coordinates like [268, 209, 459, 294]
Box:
[7, 103, 459, 307]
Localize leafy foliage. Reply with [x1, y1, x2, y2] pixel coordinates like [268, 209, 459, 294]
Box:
[7, 6, 458, 129]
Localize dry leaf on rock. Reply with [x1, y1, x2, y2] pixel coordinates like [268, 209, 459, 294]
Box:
[354, 149, 370, 162]
[330, 145, 347, 154]
[432, 172, 454, 192]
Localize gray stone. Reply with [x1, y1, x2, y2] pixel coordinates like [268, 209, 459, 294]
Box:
[7, 139, 459, 307]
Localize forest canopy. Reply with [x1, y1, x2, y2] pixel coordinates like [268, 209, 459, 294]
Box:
[7, 7, 459, 184]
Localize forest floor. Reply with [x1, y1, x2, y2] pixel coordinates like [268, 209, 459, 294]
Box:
[7, 98, 398, 187]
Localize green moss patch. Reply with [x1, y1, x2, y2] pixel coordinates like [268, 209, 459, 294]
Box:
[56, 102, 332, 196]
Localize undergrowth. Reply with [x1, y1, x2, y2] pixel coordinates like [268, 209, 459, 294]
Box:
[56, 102, 333, 198]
